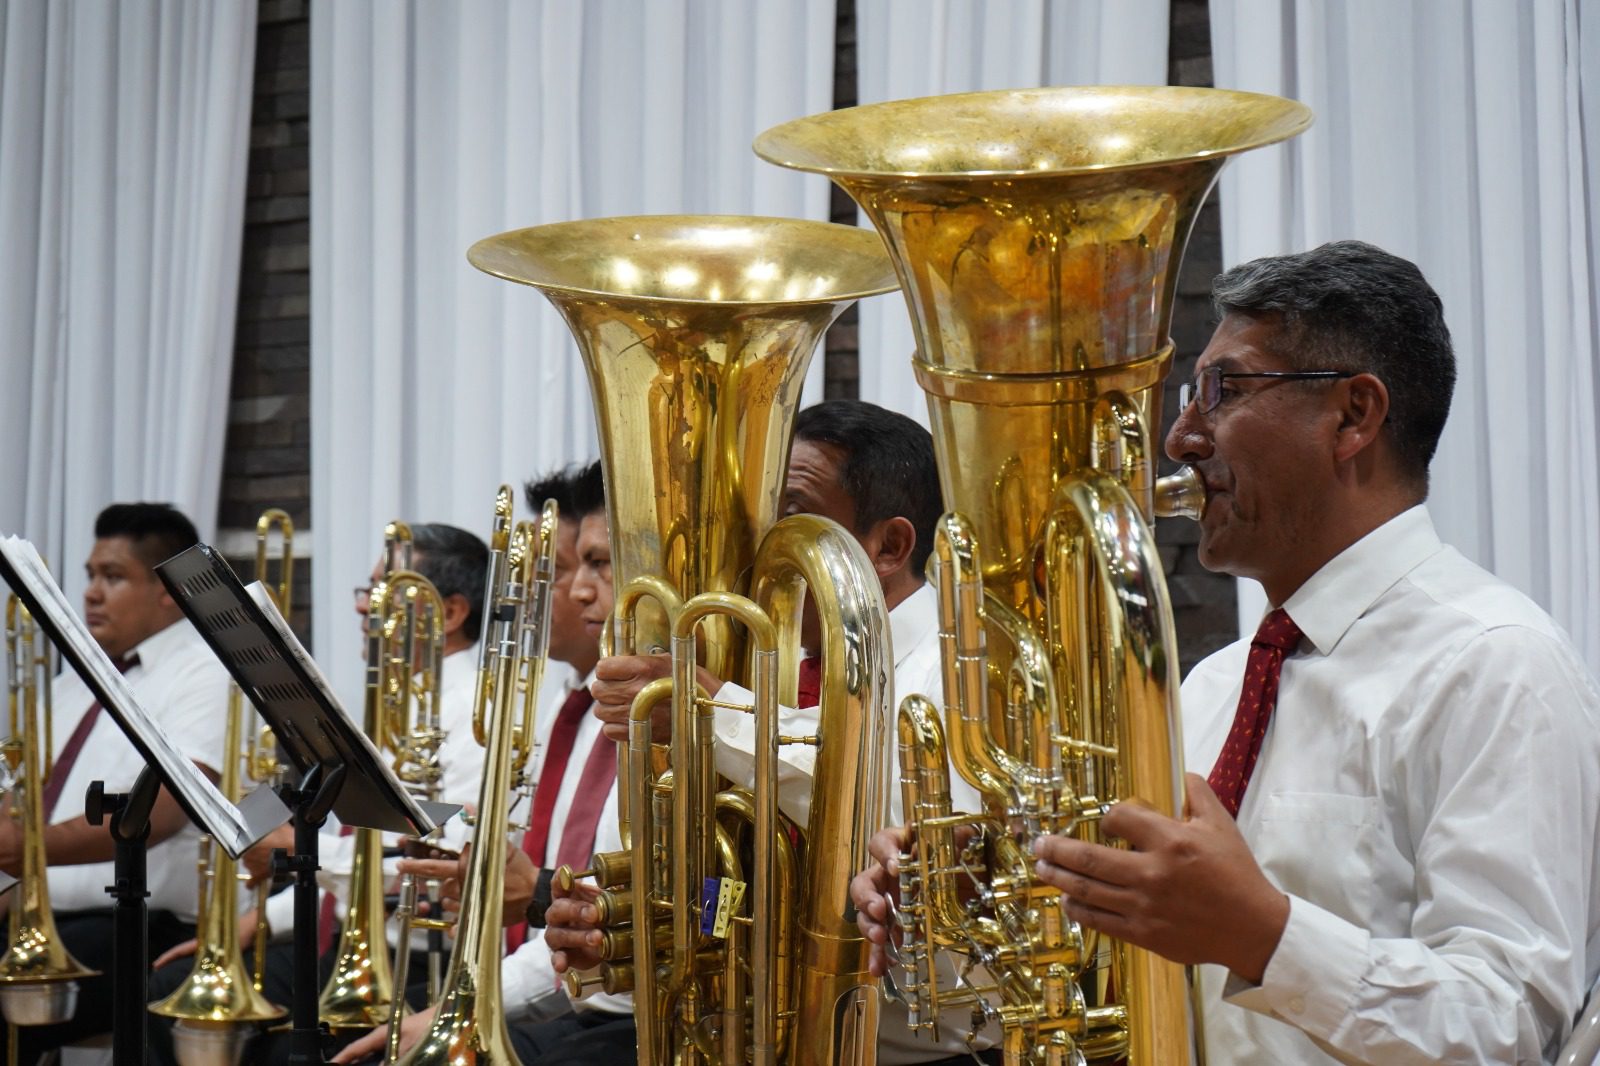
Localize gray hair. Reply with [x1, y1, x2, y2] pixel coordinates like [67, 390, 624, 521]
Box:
[1212, 240, 1455, 487]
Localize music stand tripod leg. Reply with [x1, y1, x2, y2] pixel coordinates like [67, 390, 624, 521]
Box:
[86, 766, 161, 1066]
[273, 762, 345, 1066]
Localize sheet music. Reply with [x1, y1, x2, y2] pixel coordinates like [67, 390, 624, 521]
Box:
[243, 581, 432, 832]
[0, 536, 263, 858]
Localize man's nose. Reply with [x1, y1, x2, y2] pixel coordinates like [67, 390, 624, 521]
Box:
[1164, 402, 1213, 464]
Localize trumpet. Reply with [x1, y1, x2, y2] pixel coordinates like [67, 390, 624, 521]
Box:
[394, 489, 553, 1066]
[0, 592, 99, 1026]
[468, 215, 901, 1065]
[756, 86, 1312, 1065]
[150, 508, 293, 1066]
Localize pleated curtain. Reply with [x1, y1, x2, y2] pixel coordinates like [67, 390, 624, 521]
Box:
[309, 0, 837, 702]
[0, 0, 256, 604]
[1212, 0, 1600, 671]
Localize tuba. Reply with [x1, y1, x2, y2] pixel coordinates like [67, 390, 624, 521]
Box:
[756, 86, 1312, 1065]
[0, 593, 99, 1026]
[468, 216, 902, 1066]
[150, 508, 294, 1066]
[395, 489, 552, 1066]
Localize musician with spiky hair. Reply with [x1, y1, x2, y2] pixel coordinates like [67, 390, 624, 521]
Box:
[3, 502, 231, 1064]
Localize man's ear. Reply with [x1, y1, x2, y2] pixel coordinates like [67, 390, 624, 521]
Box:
[865, 516, 918, 582]
[1332, 372, 1390, 463]
[441, 593, 472, 638]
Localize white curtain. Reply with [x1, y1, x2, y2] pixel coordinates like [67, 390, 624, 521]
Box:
[0, 0, 256, 602]
[1211, 0, 1600, 673]
[310, 0, 838, 703]
[853, 0, 1172, 423]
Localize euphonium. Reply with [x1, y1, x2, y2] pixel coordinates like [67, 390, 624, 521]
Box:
[150, 509, 293, 1066]
[757, 87, 1313, 1065]
[468, 216, 902, 1066]
[395, 489, 552, 1066]
[319, 520, 420, 1030]
[0, 594, 99, 1026]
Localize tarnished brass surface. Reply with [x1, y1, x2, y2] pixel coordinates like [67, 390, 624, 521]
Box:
[757, 86, 1311, 1066]
[0, 595, 99, 1023]
[470, 216, 898, 1066]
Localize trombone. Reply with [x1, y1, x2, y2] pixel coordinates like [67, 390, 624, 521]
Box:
[393, 489, 553, 1066]
[149, 509, 294, 1065]
[0, 592, 99, 1027]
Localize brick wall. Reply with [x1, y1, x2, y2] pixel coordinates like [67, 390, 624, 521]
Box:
[216, 0, 312, 640]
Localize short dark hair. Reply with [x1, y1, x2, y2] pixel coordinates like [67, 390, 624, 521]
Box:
[794, 400, 942, 574]
[409, 524, 491, 644]
[523, 461, 606, 522]
[1211, 239, 1456, 487]
[94, 503, 200, 570]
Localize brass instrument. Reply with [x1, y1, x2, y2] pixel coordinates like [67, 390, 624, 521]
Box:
[756, 86, 1312, 1065]
[374, 556, 450, 1050]
[468, 216, 903, 1065]
[319, 520, 420, 1030]
[150, 508, 294, 1066]
[395, 490, 552, 1066]
[0, 594, 99, 1026]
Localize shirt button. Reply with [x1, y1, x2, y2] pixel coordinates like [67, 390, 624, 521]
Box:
[1287, 995, 1307, 1014]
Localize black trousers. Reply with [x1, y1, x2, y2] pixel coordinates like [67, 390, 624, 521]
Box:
[9, 908, 195, 1065]
[143, 924, 435, 1066]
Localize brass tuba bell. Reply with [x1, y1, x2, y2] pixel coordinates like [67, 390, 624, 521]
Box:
[469, 215, 902, 1065]
[757, 86, 1313, 1066]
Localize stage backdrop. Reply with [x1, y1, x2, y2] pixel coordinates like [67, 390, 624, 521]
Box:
[309, 0, 845, 705]
[0, 0, 256, 604]
[850, 0, 1172, 426]
[1212, 0, 1600, 673]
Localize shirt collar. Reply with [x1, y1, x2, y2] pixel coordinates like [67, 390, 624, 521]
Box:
[890, 582, 937, 669]
[1279, 504, 1445, 656]
[125, 617, 197, 670]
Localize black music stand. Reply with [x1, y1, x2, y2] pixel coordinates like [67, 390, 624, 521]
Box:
[156, 543, 456, 1066]
[0, 538, 286, 1066]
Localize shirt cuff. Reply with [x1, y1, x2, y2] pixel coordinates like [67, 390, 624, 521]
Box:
[1223, 894, 1369, 1035]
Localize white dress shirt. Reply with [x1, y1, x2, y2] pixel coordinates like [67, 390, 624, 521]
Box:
[1182, 506, 1600, 1064]
[46, 618, 231, 921]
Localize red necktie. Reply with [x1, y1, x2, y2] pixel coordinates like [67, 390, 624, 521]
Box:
[507, 686, 596, 951]
[41, 654, 139, 820]
[1207, 608, 1303, 818]
[317, 824, 355, 956]
[796, 655, 822, 710]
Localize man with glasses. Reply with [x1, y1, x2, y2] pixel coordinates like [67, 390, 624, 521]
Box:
[853, 240, 1600, 1063]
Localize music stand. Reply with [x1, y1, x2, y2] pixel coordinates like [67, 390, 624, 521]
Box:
[0, 537, 286, 1066]
[156, 543, 457, 1066]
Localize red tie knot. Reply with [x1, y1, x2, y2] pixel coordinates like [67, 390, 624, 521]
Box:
[1252, 608, 1303, 653]
[115, 653, 141, 672]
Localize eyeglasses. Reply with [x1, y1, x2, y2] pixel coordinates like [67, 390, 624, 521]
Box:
[1179, 366, 1356, 415]
[353, 584, 373, 605]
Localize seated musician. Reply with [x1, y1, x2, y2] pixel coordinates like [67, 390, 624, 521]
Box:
[540, 401, 993, 1065]
[1, 503, 230, 1064]
[335, 461, 628, 1064]
[146, 521, 492, 1066]
[854, 242, 1600, 1064]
